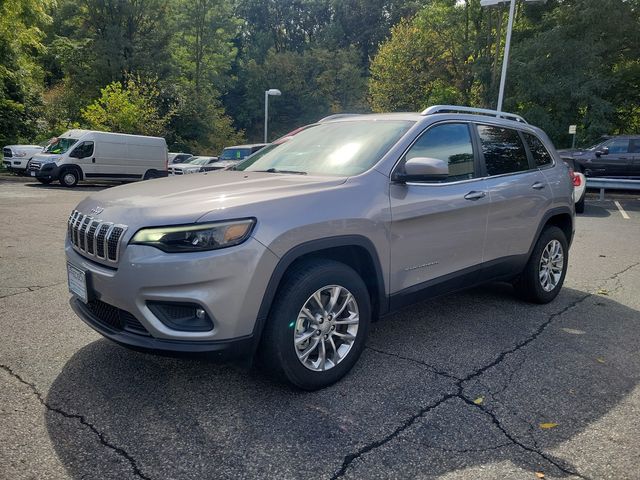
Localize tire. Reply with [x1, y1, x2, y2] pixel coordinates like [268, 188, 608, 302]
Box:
[575, 195, 585, 214]
[37, 178, 52, 185]
[258, 259, 371, 390]
[143, 170, 159, 180]
[59, 168, 79, 188]
[514, 226, 568, 304]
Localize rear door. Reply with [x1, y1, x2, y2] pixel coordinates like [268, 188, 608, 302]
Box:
[390, 122, 489, 294]
[476, 124, 553, 269]
[628, 138, 640, 177]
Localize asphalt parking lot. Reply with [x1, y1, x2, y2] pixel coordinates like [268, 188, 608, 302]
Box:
[1, 180, 639, 480]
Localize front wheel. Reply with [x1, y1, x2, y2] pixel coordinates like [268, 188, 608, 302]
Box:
[514, 226, 568, 304]
[258, 259, 371, 390]
[59, 169, 79, 188]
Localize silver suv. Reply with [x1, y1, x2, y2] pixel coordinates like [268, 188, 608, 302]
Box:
[66, 106, 574, 390]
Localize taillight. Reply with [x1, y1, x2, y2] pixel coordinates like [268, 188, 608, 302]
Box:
[568, 168, 581, 187]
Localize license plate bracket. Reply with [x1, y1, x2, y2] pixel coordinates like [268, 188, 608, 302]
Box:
[67, 262, 88, 303]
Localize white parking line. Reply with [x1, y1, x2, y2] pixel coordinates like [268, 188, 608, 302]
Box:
[614, 200, 630, 220]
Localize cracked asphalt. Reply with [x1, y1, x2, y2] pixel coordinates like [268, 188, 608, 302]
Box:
[1, 181, 639, 480]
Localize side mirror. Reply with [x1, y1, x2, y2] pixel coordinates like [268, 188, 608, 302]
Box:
[393, 157, 449, 183]
[68, 149, 81, 159]
[595, 147, 609, 157]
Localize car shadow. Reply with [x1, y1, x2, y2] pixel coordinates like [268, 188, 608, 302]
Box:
[579, 201, 611, 217]
[44, 286, 639, 479]
[26, 182, 113, 192]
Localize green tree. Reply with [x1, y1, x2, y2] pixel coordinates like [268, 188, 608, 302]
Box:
[81, 76, 173, 136]
[370, 1, 489, 112]
[0, 0, 52, 145]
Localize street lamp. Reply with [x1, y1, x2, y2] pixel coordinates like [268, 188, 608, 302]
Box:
[481, 0, 546, 112]
[264, 88, 282, 143]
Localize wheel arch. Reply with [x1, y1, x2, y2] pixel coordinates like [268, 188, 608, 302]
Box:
[59, 163, 84, 181]
[528, 207, 574, 258]
[251, 236, 387, 353]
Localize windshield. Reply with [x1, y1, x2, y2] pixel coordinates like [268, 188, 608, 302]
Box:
[237, 120, 413, 176]
[45, 138, 78, 154]
[220, 148, 251, 160]
[586, 137, 609, 150]
[233, 144, 279, 170]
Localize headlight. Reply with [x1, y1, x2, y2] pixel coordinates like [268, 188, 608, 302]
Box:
[14, 151, 26, 157]
[130, 219, 256, 253]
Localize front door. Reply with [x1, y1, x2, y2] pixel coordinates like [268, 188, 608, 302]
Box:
[587, 138, 630, 177]
[390, 122, 489, 296]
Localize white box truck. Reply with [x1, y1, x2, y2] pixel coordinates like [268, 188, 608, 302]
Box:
[27, 129, 168, 187]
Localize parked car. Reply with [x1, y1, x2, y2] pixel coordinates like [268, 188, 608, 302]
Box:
[65, 105, 574, 390]
[28, 130, 168, 187]
[562, 158, 587, 214]
[219, 144, 267, 162]
[168, 156, 218, 175]
[3, 144, 43, 173]
[168, 153, 193, 164]
[558, 135, 640, 178]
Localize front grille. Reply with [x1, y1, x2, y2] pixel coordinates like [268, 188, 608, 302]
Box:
[3, 148, 12, 158]
[28, 161, 41, 171]
[86, 300, 150, 336]
[169, 167, 183, 175]
[68, 210, 127, 264]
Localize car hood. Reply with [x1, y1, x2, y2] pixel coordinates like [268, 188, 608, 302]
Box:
[557, 148, 590, 158]
[30, 153, 61, 163]
[74, 171, 348, 230]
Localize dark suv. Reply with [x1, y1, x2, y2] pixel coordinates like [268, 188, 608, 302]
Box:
[559, 135, 640, 178]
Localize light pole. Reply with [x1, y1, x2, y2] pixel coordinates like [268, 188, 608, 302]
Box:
[264, 88, 281, 143]
[481, 0, 546, 112]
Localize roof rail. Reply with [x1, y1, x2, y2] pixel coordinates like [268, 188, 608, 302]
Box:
[421, 105, 528, 124]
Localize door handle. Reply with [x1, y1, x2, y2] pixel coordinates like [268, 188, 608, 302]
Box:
[532, 182, 545, 190]
[91, 158, 96, 163]
[464, 191, 486, 201]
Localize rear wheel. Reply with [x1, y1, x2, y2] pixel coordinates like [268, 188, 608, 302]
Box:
[258, 259, 371, 390]
[59, 168, 79, 188]
[143, 169, 160, 180]
[514, 226, 568, 304]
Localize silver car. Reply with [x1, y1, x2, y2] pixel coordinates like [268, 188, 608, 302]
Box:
[66, 106, 574, 390]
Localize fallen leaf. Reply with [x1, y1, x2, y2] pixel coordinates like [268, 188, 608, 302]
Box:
[473, 396, 484, 405]
[562, 328, 586, 335]
[535, 472, 545, 479]
[597, 289, 609, 296]
[596, 357, 606, 364]
[539, 422, 558, 430]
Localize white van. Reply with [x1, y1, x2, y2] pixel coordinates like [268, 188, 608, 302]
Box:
[27, 129, 168, 187]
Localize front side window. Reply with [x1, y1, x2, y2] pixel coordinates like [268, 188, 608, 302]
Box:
[404, 123, 475, 182]
[524, 133, 553, 167]
[220, 148, 251, 160]
[603, 138, 629, 154]
[71, 141, 94, 158]
[238, 120, 413, 176]
[477, 125, 530, 176]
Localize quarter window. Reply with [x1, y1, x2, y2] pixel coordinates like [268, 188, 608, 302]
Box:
[404, 123, 475, 182]
[477, 125, 530, 176]
[524, 133, 553, 167]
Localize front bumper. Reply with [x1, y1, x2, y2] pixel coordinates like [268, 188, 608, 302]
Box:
[66, 237, 279, 352]
[3, 158, 27, 170]
[28, 162, 60, 180]
[71, 298, 254, 357]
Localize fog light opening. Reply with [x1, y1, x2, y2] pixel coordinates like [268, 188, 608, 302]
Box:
[147, 302, 214, 332]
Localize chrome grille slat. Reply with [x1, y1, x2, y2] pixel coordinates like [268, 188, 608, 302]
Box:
[67, 210, 127, 264]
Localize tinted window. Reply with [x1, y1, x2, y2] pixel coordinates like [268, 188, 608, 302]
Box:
[524, 133, 552, 167]
[405, 123, 475, 181]
[629, 139, 640, 153]
[604, 138, 629, 154]
[477, 125, 529, 176]
[71, 141, 94, 158]
[45, 137, 78, 154]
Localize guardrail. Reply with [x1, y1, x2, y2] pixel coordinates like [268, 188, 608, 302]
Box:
[586, 178, 640, 200]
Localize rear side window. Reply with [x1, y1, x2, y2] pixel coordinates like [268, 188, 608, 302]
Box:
[629, 139, 640, 153]
[477, 125, 529, 176]
[405, 123, 475, 182]
[524, 133, 553, 167]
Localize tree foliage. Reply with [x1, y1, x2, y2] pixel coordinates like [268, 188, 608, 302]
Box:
[81, 76, 173, 136]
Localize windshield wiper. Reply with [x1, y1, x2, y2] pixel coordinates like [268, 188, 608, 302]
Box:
[255, 168, 307, 175]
